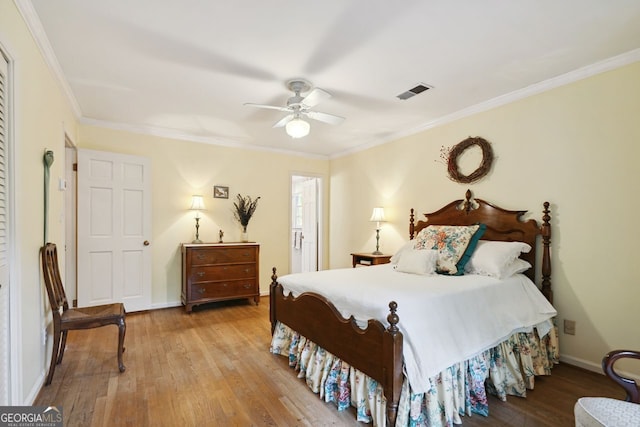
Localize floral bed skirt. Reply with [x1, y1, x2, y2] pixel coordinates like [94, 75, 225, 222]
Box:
[270, 321, 559, 427]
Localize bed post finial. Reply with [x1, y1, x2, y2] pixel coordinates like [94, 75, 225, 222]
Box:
[384, 300, 402, 426]
[387, 301, 400, 335]
[463, 189, 473, 213]
[541, 202, 553, 303]
[409, 209, 415, 239]
[269, 267, 279, 334]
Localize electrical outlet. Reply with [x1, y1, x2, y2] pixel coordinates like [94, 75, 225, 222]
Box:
[564, 319, 576, 335]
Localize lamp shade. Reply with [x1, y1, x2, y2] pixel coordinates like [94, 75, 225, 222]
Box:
[369, 207, 386, 223]
[190, 195, 205, 211]
[285, 118, 310, 138]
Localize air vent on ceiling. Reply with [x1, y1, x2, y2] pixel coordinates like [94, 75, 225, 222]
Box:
[396, 83, 433, 100]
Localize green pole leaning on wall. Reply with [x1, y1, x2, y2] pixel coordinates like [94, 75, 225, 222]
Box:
[43, 149, 54, 245]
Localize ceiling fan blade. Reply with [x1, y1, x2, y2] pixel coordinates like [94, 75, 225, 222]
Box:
[272, 114, 294, 128]
[244, 102, 290, 113]
[301, 88, 331, 108]
[304, 111, 345, 125]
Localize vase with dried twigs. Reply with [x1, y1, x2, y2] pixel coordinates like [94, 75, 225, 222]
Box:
[233, 194, 260, 242]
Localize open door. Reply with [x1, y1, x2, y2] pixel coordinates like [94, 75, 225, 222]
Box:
[64, 141, 77, 306]
[291, 175, 322, 273]
[301, 178, 317, 272]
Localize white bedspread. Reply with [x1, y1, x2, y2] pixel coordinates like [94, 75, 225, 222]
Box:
[277, 264, 557, 394]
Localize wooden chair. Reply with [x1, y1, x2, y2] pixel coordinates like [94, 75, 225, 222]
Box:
[574, 350, 640, 426]
[40, 243, 126, 385]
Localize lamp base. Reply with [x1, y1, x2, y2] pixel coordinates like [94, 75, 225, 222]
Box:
[192, 217, 202, 244]
[372, 228, 382, 255]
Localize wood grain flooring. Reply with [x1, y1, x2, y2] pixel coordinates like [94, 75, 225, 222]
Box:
[35, 297, 625, 426]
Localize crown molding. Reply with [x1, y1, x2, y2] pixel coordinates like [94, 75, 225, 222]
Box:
[14, 0, 82, 118]
[79, 117, 330, 160]
[332, 48, 640, 159]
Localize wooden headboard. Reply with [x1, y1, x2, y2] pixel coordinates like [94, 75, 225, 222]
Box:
[409, 190, 552, 302]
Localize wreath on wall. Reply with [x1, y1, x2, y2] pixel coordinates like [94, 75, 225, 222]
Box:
[446, 136, 494, 183]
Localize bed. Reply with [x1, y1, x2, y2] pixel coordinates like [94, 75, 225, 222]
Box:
[269, 190, 557, 426]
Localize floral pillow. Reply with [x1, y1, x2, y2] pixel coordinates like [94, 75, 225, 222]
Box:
[413, 224, 486, 275]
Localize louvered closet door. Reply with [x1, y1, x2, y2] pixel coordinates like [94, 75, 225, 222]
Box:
[0, 51, 10, 404]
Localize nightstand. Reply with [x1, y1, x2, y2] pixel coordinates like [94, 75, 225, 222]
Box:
[351, 252, 392, 268]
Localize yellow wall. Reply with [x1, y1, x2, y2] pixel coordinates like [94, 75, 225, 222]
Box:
[1, 1, 78, 403]
[78, 126, 330, 306]
[329, 61, 640, 375]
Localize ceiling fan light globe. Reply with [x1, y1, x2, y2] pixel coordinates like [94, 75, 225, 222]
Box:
[285, 118, 310, 138]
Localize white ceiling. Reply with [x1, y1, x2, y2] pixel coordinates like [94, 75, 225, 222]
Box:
[23, 0, 640, 157]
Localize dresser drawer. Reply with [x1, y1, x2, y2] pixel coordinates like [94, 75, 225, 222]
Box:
[189, 264, 256, 282]
[189, 247, 256, 265]
[191, 280, 256, 299]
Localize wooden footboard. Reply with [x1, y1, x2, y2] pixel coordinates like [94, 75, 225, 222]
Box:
[269, 268, 403, 425]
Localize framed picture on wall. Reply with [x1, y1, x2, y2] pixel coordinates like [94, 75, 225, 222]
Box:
[213, 186, 229, 199]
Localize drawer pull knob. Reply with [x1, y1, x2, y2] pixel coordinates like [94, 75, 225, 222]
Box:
[222, 283, 228, 287]
[197, 272, 205, 277]
[197, 288, 205, 294]
[197, 254, 206, 260]
[245, 268, 250, 273]
[243, 284, 251, 289]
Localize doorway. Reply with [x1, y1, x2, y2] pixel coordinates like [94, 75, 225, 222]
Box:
[64, 140, 77, 306]
[290, 175, 322, 274]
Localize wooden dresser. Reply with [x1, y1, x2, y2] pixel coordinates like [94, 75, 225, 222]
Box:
[181, 243, 260, 313]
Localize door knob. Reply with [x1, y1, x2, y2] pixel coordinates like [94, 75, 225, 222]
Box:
[143, 240, 150, 246]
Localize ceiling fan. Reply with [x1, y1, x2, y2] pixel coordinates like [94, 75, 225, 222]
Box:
[244, 79, 345, 138]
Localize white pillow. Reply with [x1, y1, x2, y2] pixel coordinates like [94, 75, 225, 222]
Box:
[499, 258, 532, 279]
[465, 240, 531, 278]
[390, 240, 415, 264]
[394, 249, 438, 275]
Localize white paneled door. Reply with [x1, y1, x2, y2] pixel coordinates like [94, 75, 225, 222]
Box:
[77, 149, 151, 312]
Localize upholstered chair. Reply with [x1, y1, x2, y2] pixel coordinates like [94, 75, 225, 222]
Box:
[574, 350, 640, 426]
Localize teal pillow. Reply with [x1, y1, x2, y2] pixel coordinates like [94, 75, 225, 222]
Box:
[414, 224, 486, 275]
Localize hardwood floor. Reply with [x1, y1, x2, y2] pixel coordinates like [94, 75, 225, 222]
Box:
[35, 297, 624, 426]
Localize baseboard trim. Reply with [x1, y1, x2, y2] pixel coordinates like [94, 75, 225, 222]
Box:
[150, 297, 267, 310]
[150, 301, 182, 310]
[560, 354, 640, 382]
